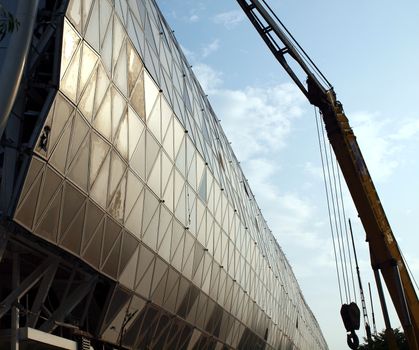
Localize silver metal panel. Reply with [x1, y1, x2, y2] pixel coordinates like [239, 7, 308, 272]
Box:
[5, 0, 328, 348]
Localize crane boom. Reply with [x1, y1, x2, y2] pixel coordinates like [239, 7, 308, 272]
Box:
[236, 0, 419, 348]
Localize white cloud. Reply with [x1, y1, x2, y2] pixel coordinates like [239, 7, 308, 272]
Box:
[194, 64, 331, 271]
[391, 118, 419, 140]
[306, 109, 419, 185]
[239, 156, 330, 263]
[167, 3, 205, 23]
[304, 161, 324, 179]
[210, 81, 305, 161]
[182, 39, 221, 63]
[351, 111, 401, 182]
[192, 63, 324, 250]
[191, 62, 361, 289]
[193, 63, 223, 92]
[213, 10, 245, 29]
[201, 39, 220, 58]
[188, 14, 199, 22]
[180, 44, 196, 63]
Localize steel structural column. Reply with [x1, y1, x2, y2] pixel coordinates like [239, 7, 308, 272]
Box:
[0, 231, 7, 263]
[26, 260, 59, 328]
[39, 276, 98, 333]
[11, 252, 20, 350]
[0, 256, 57, 318]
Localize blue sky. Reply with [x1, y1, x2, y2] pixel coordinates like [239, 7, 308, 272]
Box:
[156, 1, 419, 348]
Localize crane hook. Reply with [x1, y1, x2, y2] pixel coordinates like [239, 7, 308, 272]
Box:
[347, 330, 360, 349]
[341, 302, 361, 349]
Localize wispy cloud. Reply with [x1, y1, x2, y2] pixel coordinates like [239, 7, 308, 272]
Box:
[193, 63, 223, 91]
[182, 39, 221, 62]
[304, 110, 419, 184]
[191, 62, 332, 277]
[168, 3, 206, 23]
[391, 118, 419, 141]
[244, 157, 333, 278]
[191, 59, 418, 296]
[213, 10, 245, 29]
[201, 39, 220, 58]
[304, 161, 323, 179]
[188, 14, 200, 23]
[187, 3, 206, 22]
[193, 64, 304, 161]
[213, 83, 304, 161]
[351, 111, 401, 182]
[180, 44, 196, 63]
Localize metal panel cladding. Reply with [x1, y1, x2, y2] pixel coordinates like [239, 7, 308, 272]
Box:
[12, 0, 328, 349]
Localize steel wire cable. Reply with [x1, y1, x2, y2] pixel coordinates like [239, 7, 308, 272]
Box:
[254, 0, 361, 307]
[335, 160, 358, 303]
[328, 143, 353, 302]
[319, 114, 350, 303]
[399, 247, 419, 292]
[314, 107, 344, 304]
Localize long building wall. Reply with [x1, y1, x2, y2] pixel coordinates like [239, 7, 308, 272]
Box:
[12, 0, 328, 348]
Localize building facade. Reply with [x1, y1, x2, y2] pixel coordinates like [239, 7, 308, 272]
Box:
[0, 0, 328, 349]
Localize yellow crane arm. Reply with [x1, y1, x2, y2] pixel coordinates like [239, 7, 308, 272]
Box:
[319, 86, 419, 349]
[236, 0, 419, 347]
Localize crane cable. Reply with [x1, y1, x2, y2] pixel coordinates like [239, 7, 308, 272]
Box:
[316, 107, 350, 303]
[335, 158, 358, 304]
[328, 142, 353, 302]
[329, 143, 359, 303]
[314, 106, 344, 304]
[252, 0, 356, 302]
[314, 107, 358, 304]
[315, 107, 362, 349]
[400, 248, 419, 292]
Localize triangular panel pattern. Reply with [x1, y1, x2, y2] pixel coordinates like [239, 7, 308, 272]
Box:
[12, 1, 329, 349]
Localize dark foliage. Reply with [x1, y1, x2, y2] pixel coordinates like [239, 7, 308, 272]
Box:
[359, 328, 408, 350]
